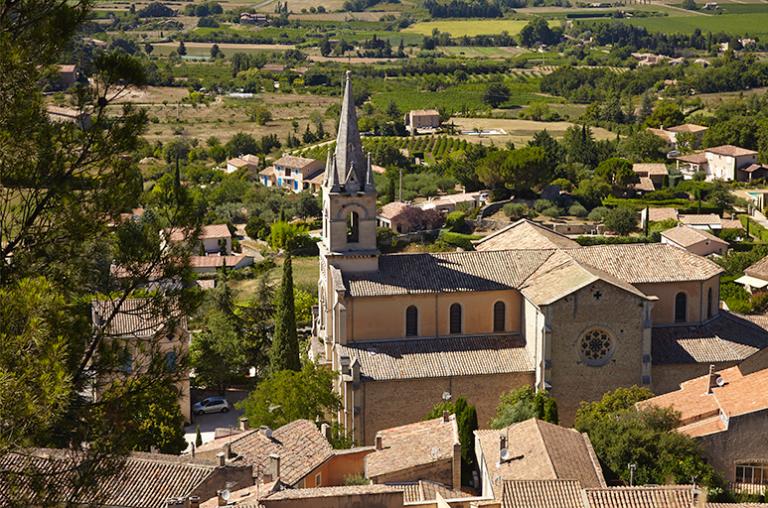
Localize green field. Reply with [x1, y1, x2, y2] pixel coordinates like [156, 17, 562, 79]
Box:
[626, 12, 768, 36]
[403, 19, 532, 37]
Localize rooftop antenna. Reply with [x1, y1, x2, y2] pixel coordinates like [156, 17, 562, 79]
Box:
[628, 463, 637, 486]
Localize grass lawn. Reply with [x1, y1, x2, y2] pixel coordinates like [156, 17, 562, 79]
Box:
[230, 255, 318, 302]
[449, 117, 615, 146]
[403, 19, 532, 37]
[439, 46, 528, 58]
[626, 12, 768, 36]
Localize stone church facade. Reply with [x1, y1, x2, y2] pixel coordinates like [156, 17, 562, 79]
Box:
[312, 73, 768, 445]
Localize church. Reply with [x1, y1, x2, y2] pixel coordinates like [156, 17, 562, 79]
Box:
[312, 72, 768, 445]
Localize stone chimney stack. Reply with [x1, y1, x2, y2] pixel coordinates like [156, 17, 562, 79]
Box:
[187, 496, 200, 508]
[269, 453, 281, 481]
[239, 417, 249, 431]
[375, 434, 383, 450]
[706, 364, 718, 394]
[216, 452, 226, 467]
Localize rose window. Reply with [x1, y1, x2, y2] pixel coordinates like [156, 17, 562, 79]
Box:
[580, 329, 614, 366]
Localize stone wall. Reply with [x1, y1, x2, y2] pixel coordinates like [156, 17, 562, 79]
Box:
[696, 409, 768, 483]
[353, 372, 534, 445]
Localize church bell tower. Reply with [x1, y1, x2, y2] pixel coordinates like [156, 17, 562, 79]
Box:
[319, 71, 379, 273]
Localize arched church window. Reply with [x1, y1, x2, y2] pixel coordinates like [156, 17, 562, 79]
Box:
[579, 328, 615, 367]
[347, 211, 359, 243]
[449, 304, 462, 334]
[405, 306, 418, 337]
[493, 301, 506, 332]
[675, 292, 687, 323]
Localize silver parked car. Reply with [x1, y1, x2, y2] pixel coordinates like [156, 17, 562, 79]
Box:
[192, 396, 230, 415]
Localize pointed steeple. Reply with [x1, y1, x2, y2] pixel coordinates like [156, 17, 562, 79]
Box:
[325, 152, 340, 192]
[365, 153, 375, 192]
[333, 71, 368, 191]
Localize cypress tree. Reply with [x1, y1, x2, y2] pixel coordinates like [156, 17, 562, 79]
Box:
[269, 254, 300, 372]
[195, 425, 203, 447]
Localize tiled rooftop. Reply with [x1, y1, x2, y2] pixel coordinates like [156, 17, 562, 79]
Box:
[477, 419, 605, 499]
[366, 416, 458, 479]
[196, 420, 332, 486]
[501, 479, 585, 508]
[745, 256, 768, 281]
[706, 145, 758, 157]
[387, 480, 471, 502]
[262, 484, 402, 500]
[475, 219, 580, 252]
[661, 225, 727, 248]
[651, 312, 768, 364]
[585, 485, 695, 508]
[337, 335, 532, 381]
[91, 298, 187, 338]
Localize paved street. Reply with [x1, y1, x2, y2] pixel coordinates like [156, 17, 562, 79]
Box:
[183, 389, 248, 452]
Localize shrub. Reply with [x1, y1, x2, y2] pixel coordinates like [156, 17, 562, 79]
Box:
[534, 199, 554, 212]
[437, 231, 480, 250]
[588, 206, 610, 222]
[603, 206, 637, 235]
[541, 206, 561, 218]
[503, 203, 531, 220]
[568, 203, 588, 217]
[445, 211, 470, 233]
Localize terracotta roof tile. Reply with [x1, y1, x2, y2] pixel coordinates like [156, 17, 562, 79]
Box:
[189, 255, 252, 269]
[706, 145, 758, 157]
[501, 479, 586, 508]
[366, 416, 458, 480]
[647, 208, 679, 222]
[651, 312, 768, 364]
[666, 123, 708, 134]
[378, 201, 413, 220]
[745, 256, 768, 281]
[633, 163, 668, 176]
[197, 420, 332, 486]
[273, 155, 318, 169]
[585, 485, 695, 508]
[337, 335, 533, 381]
[678, 214, 721, 226]
[475, 220, 580, 251]
[0, 449, 225, 508]
[567, 243, 723, 283]
[387, 480, 471, 502]
[477, 419, 605, 499]
[661, 225, 728, 248]
[200, 224, 231, 239]
[344, 250, 553, 297]
[262, 484, 402, 500]
[675, 153, 709, 164]
[91, 298, 187, 338]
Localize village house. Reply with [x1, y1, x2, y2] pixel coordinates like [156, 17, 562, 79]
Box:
[239, 12, 268, 24]
[259, 155, 325, 193]
[648, 123, 708, 149]
[675, 145, 759, 181]
[46, 104, 91, 129]
[169, 224, 232, 255]
[376, 201, 443, 234]
[419, 191, 488, 214]
[475, 418, 606, 500]
[258, 484, 405, 508]
[226, 154, 260, 174]
[195, 419, 374, 489]
[632, 163, 668, 192]
[735, 256, 768, 293]
[313, 73, 768, 444]
[0, 448, 254, 508]
[57, 63, 78, 89]
[189, 254, 254, 274]
[661, 224, 728, 257]
[639, 349, 768, 493]
[365, 414, 461, 490]
[91, 298, 192, 422]
[405, 109, 441, 133]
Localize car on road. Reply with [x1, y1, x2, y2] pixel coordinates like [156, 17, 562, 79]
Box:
[193, 396, 230, 415]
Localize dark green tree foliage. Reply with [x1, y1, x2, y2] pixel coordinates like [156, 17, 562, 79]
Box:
[519, 18, 561, 47]
[603, 206, 638, 235]
[575, 387, 721, 487]
[483, 82, 510, 108]
[426, 396, 478, 486]
[239, 362, 340, 429]
[477, 146, 550, 195]
[491, 386, 558, 428]
[195, 425, 203, 447]
[594, 158, 638, 195]
[269, 254, 300, 372]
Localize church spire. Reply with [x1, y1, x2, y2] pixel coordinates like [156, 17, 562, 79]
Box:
[333, 71, 369, 192]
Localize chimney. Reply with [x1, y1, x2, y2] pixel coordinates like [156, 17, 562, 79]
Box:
[260, 425, 273, 439]
[216, 451, 226, 467]
[239, 417, 249, 431]
[225, 442, 232, 459]
[442, 411, 450, 423]
[216, 490, 228, 507]
[269, 453, 281, 480]
[500, 434, 508, 455]
[188, 496, 200, 508]
[705, 364, 717, 394]
[320, 422, 330, 439]
[375, 434, 383, 450]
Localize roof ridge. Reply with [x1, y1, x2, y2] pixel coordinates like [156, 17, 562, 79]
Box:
[532, 419, 559, 481]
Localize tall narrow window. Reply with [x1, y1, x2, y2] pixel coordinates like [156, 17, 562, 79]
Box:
[347, 211, 359, 243]
[675, 292, 687, 323]
[707, 287, 713, 319]
[449, 303, 462, 334]
[493, 301, 506, 332]
[406, 306, 418, 337]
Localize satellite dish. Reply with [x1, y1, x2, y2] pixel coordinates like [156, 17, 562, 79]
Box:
[220, 489, 231, 501]
[716, 376, 725, 387]
[500, 448, 511, 462]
